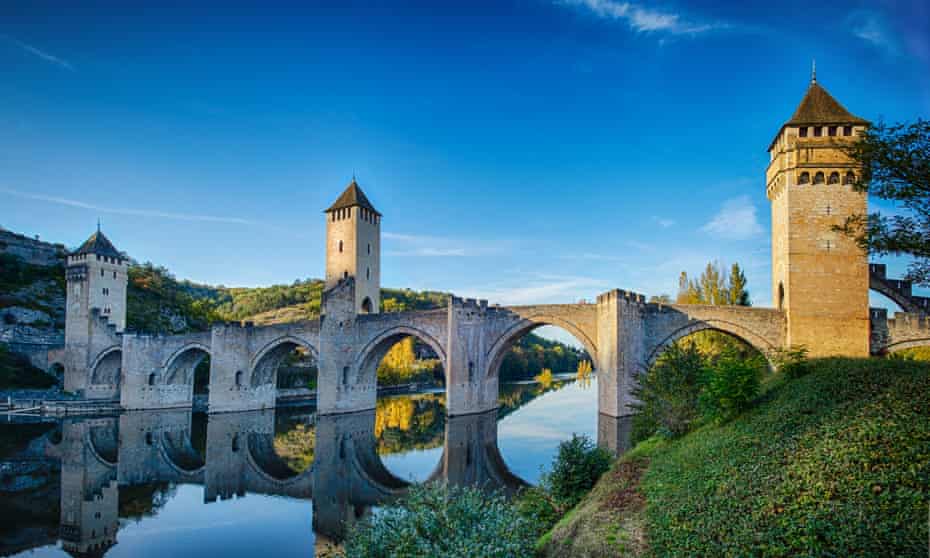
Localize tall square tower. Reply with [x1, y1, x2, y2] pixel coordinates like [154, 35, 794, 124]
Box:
[324, 179, 381, 314]
[766, 71, 870, 356]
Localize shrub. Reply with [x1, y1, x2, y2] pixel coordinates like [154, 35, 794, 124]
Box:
[772, 345, 810, 378]
[632, 343, 706, 439]
[544, 434, 613, 509]
[514, 486, 561, 536]
[699, 352, 763, 423]
[342, 483, 537, 558]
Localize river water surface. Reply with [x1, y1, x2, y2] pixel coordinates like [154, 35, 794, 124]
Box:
[1, 375, 612, 557]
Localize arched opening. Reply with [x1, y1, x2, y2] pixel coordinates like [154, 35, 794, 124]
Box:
[635, 327, 771, 445]
[355, 330, 448, 482]
[798, 172, 810, 185]
[844, 171, 856, 185]
[360, 297, 374, 314]
[486, 322, 598, 484]
[777, 282, 785, 311]
[164, 345, 211, 406]
[250, 338, 319, 402]
[828, 172, 840, 184]
[90, 348, 122, 392]
[813, 171, 825, 185]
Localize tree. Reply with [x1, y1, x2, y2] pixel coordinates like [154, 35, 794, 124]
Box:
[837, 119, 930, 285]
[727, 262, 750, 306]
[677, 261, 751, 306]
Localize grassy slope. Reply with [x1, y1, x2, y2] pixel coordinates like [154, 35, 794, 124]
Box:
[541, 358, 930, 557]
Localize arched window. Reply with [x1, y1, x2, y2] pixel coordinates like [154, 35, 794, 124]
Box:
[366, 267, 370, 280]
[361, 297, 373, 314]
[343, 270, 349, 280]
[814, 172, 825, 185]
[145, 432, 153, 446]
[342, 366, 349, 385]
[367, 243, 371, 255]
[147, 373, 156, 386]
[231, 434, 240, 452]
[799, 172, 810, 185]
[235, 370, 243, 387]
[338, 240, 343, 253]
[778, 283, 785, 311]
[844, 172, 856, 185]
[828, 172, 840, 184]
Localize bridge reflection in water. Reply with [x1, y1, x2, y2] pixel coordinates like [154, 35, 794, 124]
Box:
[42, 402, 632, 555]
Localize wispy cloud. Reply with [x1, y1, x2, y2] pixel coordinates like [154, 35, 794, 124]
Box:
[701, 195, 763, 240]
[387, 248, 467, 257]
[847, 11, 898, 55]
[383, 230, 508, 258]
[1, 188, 259, 225]
[2, 35, 74, 71]
[561, 0, 726, 35]
[460, 273, 608, 305]
[651, 216, 676, 228]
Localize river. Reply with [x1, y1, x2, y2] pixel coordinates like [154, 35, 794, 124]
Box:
[0, 375, 627, 557]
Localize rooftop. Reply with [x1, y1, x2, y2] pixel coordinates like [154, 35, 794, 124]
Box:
[325, 179, 381, 216]
[71, 229, 123, 260]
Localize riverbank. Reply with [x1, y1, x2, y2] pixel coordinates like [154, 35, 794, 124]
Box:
[540, 357, 930, 557]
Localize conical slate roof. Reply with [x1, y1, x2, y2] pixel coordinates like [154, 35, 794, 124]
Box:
[325, 179, 381, 216]
[786, 81, 869, 126]
[72, 229, 123, 259]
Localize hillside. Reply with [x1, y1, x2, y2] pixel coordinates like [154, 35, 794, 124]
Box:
[541, 358, 930, 557]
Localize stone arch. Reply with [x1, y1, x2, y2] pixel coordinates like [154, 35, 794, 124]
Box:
[484, 315, 598, 380]
[249, 336, 318, 389]
[361, 297, 374, 314]
[353, 326, 447, 387]
[883, 339, 930, 354]
[85, 425, 119, 467]
[89, 346, 122, 387]
[163, 343, 211, 386]
[869, 276, 919, 314]
[645, 319, 778, 370]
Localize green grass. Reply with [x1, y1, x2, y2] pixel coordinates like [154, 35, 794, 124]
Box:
[541, 358, 930, 557]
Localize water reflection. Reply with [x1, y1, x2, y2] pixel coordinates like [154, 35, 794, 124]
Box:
[1, 377, 631, 557]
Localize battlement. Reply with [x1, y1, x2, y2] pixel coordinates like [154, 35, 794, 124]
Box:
[889, 312, 930, 331]
[596, 289, 646, 305]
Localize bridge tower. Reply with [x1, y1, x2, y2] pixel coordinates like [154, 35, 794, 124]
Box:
[324, 178, 381, 314]
[64, 226, 128, 392]
[766, 68, 870, 356]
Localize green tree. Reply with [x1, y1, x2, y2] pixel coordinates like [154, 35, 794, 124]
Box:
[836, 119, 930, 285]
[727, 262, 750, 306]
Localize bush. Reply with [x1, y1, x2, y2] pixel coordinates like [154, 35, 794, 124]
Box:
[544, 434, 613, 509]
[514, 486, 561, 536]
[772, 345, 809, 378]
[632, 343, 705, 439]
[699, 352, 763, 423]
[342, 483, 537, 558]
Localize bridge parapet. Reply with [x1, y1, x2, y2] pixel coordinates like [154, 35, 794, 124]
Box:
[875, 310, 930, 354]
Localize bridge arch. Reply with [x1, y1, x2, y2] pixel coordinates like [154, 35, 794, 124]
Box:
[163, 343, 211, 386]
[485, 314, 597, 380]
[353, 326, 447, 387]
[645, 318, 778, 369]
[249, 336, 319, 389]
[244, 431, 316, 485]
[883, 339, 930, 354]
[869, 276, 917, 314]
[89, 346, 123, 387]
[159, 428, 206, 475]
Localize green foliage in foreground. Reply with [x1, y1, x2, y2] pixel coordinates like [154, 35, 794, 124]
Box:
[639, 358, 929, 556]
[0, 344, 56, 389]
[544, 434, 614, 510]
[342, 484, 537, 558]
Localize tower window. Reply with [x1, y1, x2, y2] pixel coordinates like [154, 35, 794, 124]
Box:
[799, 127, 808, 138]
[813, 126, 822, 137]
[367, 243, 371, 255]
[828, 126, 837, 137]
[148, 373, 156, 386]
[843, 171, 856, 185]
[828, 172, 840, 184]
[843, 126, 852, 136]
[366, 267, 370, 280]
[813, 172, 825, 185]
[343, 270, 349, 280]
[338, 240, 343, 253]
[235, 370, 243, 387]
[100, 269, 104, 277]
[799, 172, 810, 185]
[113, 271, 117, 279]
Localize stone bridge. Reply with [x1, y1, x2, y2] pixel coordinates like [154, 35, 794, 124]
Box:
[70, 278, 793, 418]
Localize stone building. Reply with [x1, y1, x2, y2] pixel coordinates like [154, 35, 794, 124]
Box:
[324, 178, 381, 314]
[64, 227, 128, 393]
[766, 69, 870, 356]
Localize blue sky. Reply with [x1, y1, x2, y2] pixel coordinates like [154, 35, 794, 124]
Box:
[2, 0, 928, 310]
